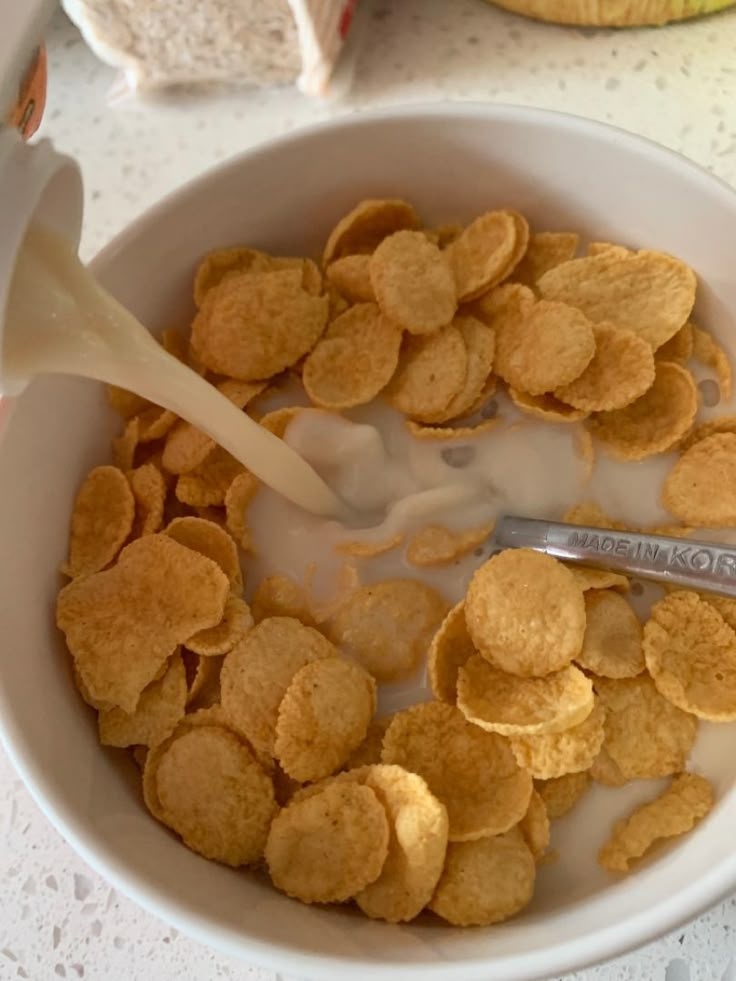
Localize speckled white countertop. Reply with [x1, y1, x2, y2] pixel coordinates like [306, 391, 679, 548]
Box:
[3, 3, 736, 979]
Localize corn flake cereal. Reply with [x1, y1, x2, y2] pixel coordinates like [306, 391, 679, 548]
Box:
[127, 463, 166, 538]
[577, 590, 644, 678]
[164, 516, 242, 592]
[458, 654, 594, 736]
[428, 601, 475, 703]
[556, 323, 655, 411]
[224, 471, 259, 551]
[325, 579, 449, 683]
[598, 773, 713, 873]
[251, 574, 315, 626]
[656, 321, 694, 364]
[692, 324, 732, 401]
[662, 433, 736, 526]
[175, 446, 245, 507]
[220, 616, 337, 757]
[303, 303, 402, 409]
[446, 210, 520, 302]
[98, 653, 187, 748]
[57, 534, 228, 712]
[406, 521, 493, 568]
[155, 725, 276, 866]
[325, 253, 375, 303]
[644, 590, 736, 721]
[431, 315, 495, 422]
[465, 549, 586, 677]
[405, 418, 499, 441]
[185, 595, 253, 657]
[567, 567, 630, 592]
[519, 789, 551, 861]
[538, 250, 697, 350]
[323, 198, 421, 265]
[510, 700, 605, 779]
[513, 231, 579, 287]
[508, 388, 588, 423]
[266, 781, 389, 903]
[587, 361, 698, 461]
[536, 771, 590, 820]
[429, 827, 535, 926]
[382, 702, 532, 842]
[593, 674, 698, 783]
[385, 324, 468, 422]
[275, 657, 376, 782]
[63, 466, 135, 578]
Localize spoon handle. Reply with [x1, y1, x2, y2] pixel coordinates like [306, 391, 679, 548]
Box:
[492, 515, 736, 599]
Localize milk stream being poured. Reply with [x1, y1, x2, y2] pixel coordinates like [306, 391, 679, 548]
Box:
[4, 223, 342, 516]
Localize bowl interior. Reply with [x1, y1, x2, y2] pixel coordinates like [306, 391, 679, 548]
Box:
[2, 106, 736, 981]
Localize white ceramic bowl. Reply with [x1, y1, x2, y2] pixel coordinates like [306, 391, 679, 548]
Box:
[2, 105, 736, 981]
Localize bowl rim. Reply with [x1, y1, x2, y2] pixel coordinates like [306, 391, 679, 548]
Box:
[3, 100, 736, 981]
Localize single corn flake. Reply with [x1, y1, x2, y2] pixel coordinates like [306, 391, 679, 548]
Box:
[190, 269, 328, 381]
[303, 303, 402, 409]
[165, 516, 242, 593]
[193, 246, 320, 306]
[656, 322, 694, 364]
[510, 700, 605, 779]
[127, 463, 167, 538]
[513, 231, 579, 287]
[323, 198, 421, 265]
[465, 549, 586, 677]
[266, 781, 389, 903]
[588, 361, 698, 461]
[428, 601, 476, 703]
[275, 657, 376, 782]
[369, 230, 457, 335]
[692, 324, 732, 401]
[592, 674, 698, 783]
[325, 254, 375, 303]
[644, 590, 736, 720]
[220, 616, 337, 757]
[175, 446, 245, 508]
[406, 521, 493, 568]
[57, 534, 229, 712]
[405, 418, 499, 441]
[251, 574, 315, 626]
[598, 773, 713, 873]
[563, 501, 632, 531]
[567, 567, 630, 592]
[224, 471, 259, 551]
[680, 415, 736, 453]
[98, 653, 187, 748]
[445, 211, 520, 302]
[457, 654, 594, 736]
[155, 725, 276, 866]
[429, 315, 496, 422]
[382, 702, 532, 842]
[324, 579, 449, 683]
[662, 433, 736, 526]
[472, 282, 535, 331]
[518, 789, 551, 862]
[577, 590, 644, 678]
[185, 595, 253, 657]
[538, 249, 697, 350]
[494, 300, 596, 397]
[429, 828, 535, 926]
[536, 770, 590, 820]
[508, 388, 588, 423]
[555, 323, 656, 411]
[63, 466, 135, 578]
[135, 405, 178, 444]
[335, 533, 404, 559]
[384, 325, 468, 423]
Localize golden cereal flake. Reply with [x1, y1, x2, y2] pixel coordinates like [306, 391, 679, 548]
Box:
[63, 465, 135, 578]
[576, 590, 644, 679]
[662, 433, 736, 526]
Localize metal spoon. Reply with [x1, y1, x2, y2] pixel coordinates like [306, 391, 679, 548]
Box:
[491, 515, 736, 599]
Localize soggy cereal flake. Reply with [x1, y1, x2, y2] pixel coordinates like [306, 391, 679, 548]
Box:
[382, 702, 532, 841]
[508, 388, 588, 422]
[511, 700, 605, 779]
[406, 418, 499, 440]
[165, 516, 242, 593]
[556, 323, 656, 411]
[190, 269, 328, 381]
[251, 574, 315, 626]
[224, 471, 259, 551]
[323, 198, 421, 265]
[465, 549, 586, 677]
[588, 361, 697, 461]
[57, 534, 229, 712]
[429, 828, 535, 926]
[598, 773, 713, 873]
[385, 325, 468, 422]
[98, 653, 187, 748]
[593, 674, 697, 783]
[680, 415, 736, 453]
[430, 315, 495, 422]
[536, 771, 590, 820]
[275, 657, 376, 782]
[258, 405, 302, 438]
[457, 655, 594, 736]
[514, 231, 580, 287]
[128, 463, 167, 538]
[567, 567, 630, 592]
[577, 590, 644, 678]
[662, 433, 736, 525]
[519, 790, 550, 861]
[692, 324, 732, 401]
[303, 303, 402, 409]
[325, 579, 449, 683]
[406, 521, 493, 568]
[325, 253, 375, 303]
[185, 595, 253, 657]
[335, 533, 404, 558]
[156, 725, 276, 866]
[446, 211, 520, 302]
[563, 501, 631, 531]
[162, 379, 266, 475]
[343, 716, 393, 770]
[220, 616, 337, 756]
[63, 466, 135, 578]
[370, 230, 457, 335]
[175, 446, 245, 508]
[644, 590, 736, 720]
[349, 764, 449, 923]
[111, 417, 140, 471]
[428, 601, 475, 703]
[266, 781, 389, 903]
[656, 322, 694, 364]
[538, 250, 697, 350]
